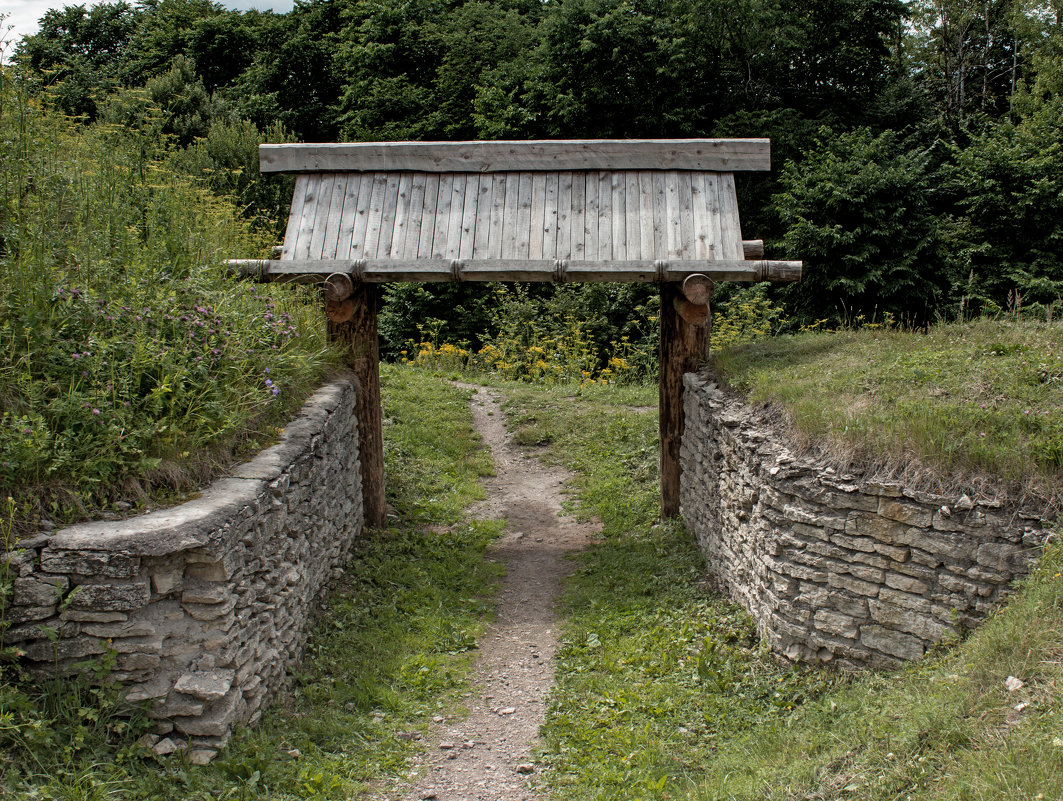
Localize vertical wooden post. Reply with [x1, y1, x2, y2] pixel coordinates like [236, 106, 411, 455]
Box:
[328, 282, 387, 529]
[659, 282, 710, 519]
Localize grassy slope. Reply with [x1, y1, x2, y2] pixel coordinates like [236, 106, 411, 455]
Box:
[712, 320, 1063, 508]
[0, 366, 501, 799]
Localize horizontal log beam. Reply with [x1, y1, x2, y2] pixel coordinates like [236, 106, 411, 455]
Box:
[226, 258, 801, 284]
[260, 139, 770, 174]
[742, 239, 764, 260]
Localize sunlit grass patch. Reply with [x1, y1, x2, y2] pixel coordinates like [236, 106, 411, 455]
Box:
[713, 319, 1063, 508]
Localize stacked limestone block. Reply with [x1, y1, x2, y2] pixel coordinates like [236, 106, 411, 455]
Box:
[680, 373, 1051, 670]
[2, 379, 362, 762]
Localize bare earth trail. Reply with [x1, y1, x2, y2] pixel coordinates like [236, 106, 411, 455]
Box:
[379, 384, 599, 801]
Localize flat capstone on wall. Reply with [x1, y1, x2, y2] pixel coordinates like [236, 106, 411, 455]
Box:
[1, 378, 362, 763]
[680, 373, 1053, 670]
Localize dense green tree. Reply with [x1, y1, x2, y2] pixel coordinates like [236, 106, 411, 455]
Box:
[774, 128, 949, 324]
[16, 1, 139, 117]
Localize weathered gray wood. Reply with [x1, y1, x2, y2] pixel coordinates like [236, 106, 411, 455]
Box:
[597, 171, 612, 260]
[346, 173, 373, 259]
[514, 172, 533, 258]
[229, 258, 802, 284]
[293, 174, 324, 259]
[336, 173, 364, 259]
[652, 172, 667, 258]
[691, 172, 710, 259]
[717, 172, 743, 260]
[488, 173, 508, 259]
[543, 171, 559, 259]
[375, 173, 401, 258]
[571, 172, 585, 259]
[281, 174, 309, 260]
[432, 174, 455, 259]
[472, 174, 493, 258]
[314, 174, 347, 259]
[444, 174, 467, 260]
[501, 173, 520, 260]
[458, 173, 479, 260]
[529, 172, 547, 260]
[677, 172, 694, 260]
[742, 239, 764, 259]
[637, 171, 654, 259]
[665, 170, 682, 260]
[625, 171, 640, 260]
[556, 171, 572, 261]
[611, 171, 626, 261]
[417, 174, 440, 259]
[705, 172, 722, 257]
[362, 174, 389, 259]
[391, 172, 415, 259]
[584, 174, 598, 259]
[261, 139, 771, 174]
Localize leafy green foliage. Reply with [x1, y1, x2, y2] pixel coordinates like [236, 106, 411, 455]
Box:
[0, 74, 334, 530]
[775, 127, 948, 325]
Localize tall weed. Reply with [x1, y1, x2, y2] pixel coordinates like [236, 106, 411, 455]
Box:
[0, 74, 335, 531]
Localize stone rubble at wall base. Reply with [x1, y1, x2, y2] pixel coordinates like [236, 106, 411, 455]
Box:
[2, 378, 363, 762]
[680, 373, 1052, 670]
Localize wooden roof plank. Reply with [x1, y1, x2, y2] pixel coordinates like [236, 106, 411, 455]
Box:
[417, 174, 440, 259]
[281, 174, 309, 260]
[569, 172, 586, 259]
[431, 174, 455, 259]
[375, 173, 401, 259]
[611, 171, 626, 261]
[500, 173, 520, 260]
[361, 173, 389, 259]
[597, 171, 612, 260]
[528, 172, 547, 260]
[472, 174, 493, 259]
[260, 139, 771, 174]
[678, 172, 694, 260]
[718, 173, 744, 260]
[458, 173, 479, 260]
[556, 171, 573, 262]
[637, 171, 654, 260]
[582, 174, 599, 259]
[487, 173, 508, 259]
[543, 171, 559, 260]
[513, 172, 533, 259]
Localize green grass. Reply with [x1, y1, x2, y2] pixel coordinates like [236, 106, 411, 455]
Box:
[494, 373, 1063, 801]
[712, 319, 1063, 508]
[686, 536, 1063, 801]
[0, 73, 336, 534]
[0, 369, 503, 799]
[492, 381, 835, 800]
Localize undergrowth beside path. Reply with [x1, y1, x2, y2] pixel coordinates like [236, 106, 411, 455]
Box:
[496, 383, 834, 800]
[0, 367, 501, 799]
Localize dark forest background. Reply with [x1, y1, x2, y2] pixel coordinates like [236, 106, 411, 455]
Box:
[12, 0, 1063, 359]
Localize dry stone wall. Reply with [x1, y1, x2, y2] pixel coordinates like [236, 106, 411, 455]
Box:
[680, 373, 1053, 669]
[2, 378, 362, 763]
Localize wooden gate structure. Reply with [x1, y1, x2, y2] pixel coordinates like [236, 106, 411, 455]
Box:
[233, 139, 801, 528]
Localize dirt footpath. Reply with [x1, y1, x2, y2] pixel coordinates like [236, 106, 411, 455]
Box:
[379, 384, 598, 801]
